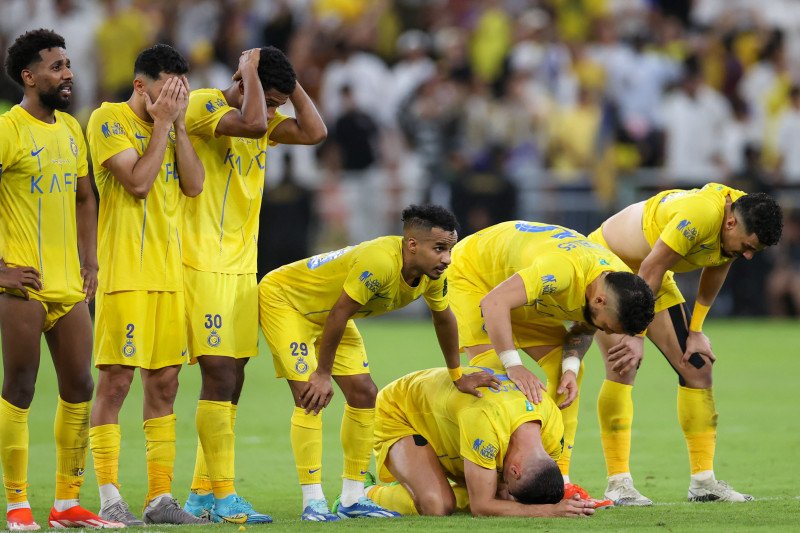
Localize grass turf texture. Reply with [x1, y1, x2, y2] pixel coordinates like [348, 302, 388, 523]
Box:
[8, 319, 800, 531]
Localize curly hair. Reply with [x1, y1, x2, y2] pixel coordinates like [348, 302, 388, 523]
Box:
[401, 204, 458, 233]
[511, 457, 564, 505]
[605, 272, 655, 335]
[4, 29, 65, 86]
[732, 193, 783, 246]
[257, 46, 296, 95]
[134, 44, 188, 79]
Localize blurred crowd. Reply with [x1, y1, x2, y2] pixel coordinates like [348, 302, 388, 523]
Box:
[2, 0, 800, 317]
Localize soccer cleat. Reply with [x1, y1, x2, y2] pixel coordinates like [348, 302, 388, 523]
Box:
[334, 495, 401, 518]
[99, 499, 144, 526]
[605, 476, 653, 506]
[301, 499, 340, 522]
[688, 478, 754, 503]
[7, 508, 40, 531]
[183, 492, 214, 520]
[143, 497, 210, 525]
[211, 494, 272, 524]
[48, 505, 125, 528]
[564, 482, 614, 509]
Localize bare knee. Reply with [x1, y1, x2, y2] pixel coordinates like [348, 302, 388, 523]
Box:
[345, 381, 378, 408]
[96, 371, 133, 410]
[57, 369, 94, 403]
[680, 363, 713, 389]
[2, 369, 37, 408]
[415, 491, 456, 516]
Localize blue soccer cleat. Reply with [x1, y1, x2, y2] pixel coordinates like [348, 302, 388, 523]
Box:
[211, 494, 273, 524]
[301, 499, 340, 522]
[334, 496, 401, 518]
[183, 492, 214, 520]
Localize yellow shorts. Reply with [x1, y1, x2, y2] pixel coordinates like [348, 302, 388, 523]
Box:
[258, 279, 368, 381]
[373, 385, 416, 483]
[587, 226, 685, 313]
[449, 278, 567, 350]
[94, 290, 188, 369]
[184, 267, 258, 363]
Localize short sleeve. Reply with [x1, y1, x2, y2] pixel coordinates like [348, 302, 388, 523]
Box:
[266, 110, 290, 146]
[423, 274, 449, 312]
[517, 254, 578, 305]
[658, 208, 718, 257]
[342, 246, 396, 305]
[87, 107, 134, 167]
[186, 91, 233, 138]
[458, 409, 502, 470]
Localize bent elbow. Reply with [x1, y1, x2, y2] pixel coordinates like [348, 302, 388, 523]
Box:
[311, 125, 328, 144]
[129, 184, 151, 199]
[183, 182, 203, 198]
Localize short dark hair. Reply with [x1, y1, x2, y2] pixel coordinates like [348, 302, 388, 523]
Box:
[4, 29, 65, 86]
[606, 272, 655, 335]
[134, 44, 188, 80]
[401, 204, 458, 233]
[512, 458, 564, 505]
[732, 193, 783, 246]
[258, 46, 296, 95]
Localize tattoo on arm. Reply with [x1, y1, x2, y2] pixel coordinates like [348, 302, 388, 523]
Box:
[562, 333, 594, 361]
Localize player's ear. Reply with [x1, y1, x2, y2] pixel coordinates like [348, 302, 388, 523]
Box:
[133, 78, 145, 96]
[20, 68, 35, 87]
[406, 236, 418, 254]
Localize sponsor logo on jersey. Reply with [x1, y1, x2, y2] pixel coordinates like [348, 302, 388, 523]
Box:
[101, 122, 125, 138]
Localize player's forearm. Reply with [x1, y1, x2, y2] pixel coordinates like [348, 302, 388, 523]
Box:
[431, 308, 461, 369]
[470, 497, 557, 518]
[125, 123, 171, 198]
[637, 261, 665, 296]
[316, 313, 349, 375]
[562, 330, 594, 362]
[238, 62, 268, 137]
[173, 125, 204, 197]
[288, 82, 327, 145]
[695, 264, 730, 307]
[480, 302, 515, 354]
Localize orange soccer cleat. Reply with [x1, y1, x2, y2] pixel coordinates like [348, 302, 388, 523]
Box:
[7, 507, 40, 531]
[48, 505, 125, 529]
[564, 482, 615, 509]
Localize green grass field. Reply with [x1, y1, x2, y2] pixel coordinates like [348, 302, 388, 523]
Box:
[9, 319, 800, 531]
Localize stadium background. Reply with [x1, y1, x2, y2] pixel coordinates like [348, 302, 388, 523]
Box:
[1, 0, 800, 529]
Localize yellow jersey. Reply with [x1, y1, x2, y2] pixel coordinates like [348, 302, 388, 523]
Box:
[642, 183, 746, 273]
[183, 89, 289, 274]
[0, 105, 88, 302]
[265, 236, 448, 324]
[87, 102, 184, 292]
[379, 367, 563, 479]
[451, 221, 631, 323]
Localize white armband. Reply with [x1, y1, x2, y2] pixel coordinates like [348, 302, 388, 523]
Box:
[562, 356, 581, 376]
[498, 349, 523, 368]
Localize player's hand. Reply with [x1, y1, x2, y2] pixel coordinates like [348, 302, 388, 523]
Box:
[173, 75, 190, 125]
[300, 370, 334, 415]
[454, 370, 501, 398]
[232, 48, 261, 82]
[80, 264, 98, 303]
[0, 265, 41, 299]
[549, 494, 595, 517]
[607, 335, 645, 375]
[682, 331, 715, 366]
[556, 370, 578, 408]
[144, 76, 183, 125]
[506, 365, 545, 404]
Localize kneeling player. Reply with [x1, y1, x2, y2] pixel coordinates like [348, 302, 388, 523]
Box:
[367, 367, 595, 517]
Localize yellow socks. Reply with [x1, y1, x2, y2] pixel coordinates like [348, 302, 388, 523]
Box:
[143, 414, 176, 502]
[678, 386, 717, 474]
[0, 398, 29, 504]
[90, 424, 121, 489]
[538, 347, 582, 477]
[195, 400, 235, 499]
[367, 484, 417, 515]
[291, 407, 323, 484]
[340, 404, 374, 481]
[54, 397, 90, 501]
[191, 402, 238, 495]
[598, 379, 634, 476]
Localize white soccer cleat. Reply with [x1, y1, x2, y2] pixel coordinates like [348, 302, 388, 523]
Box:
[688, 477, 753, 503]
[605, 475, 653, 506]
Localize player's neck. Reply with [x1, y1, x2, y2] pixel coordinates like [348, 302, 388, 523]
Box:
[221, 85, 241, 109]
[19, 96, 56, 123]
[126, 94, 152, 123]
[400, 250, 422, 286]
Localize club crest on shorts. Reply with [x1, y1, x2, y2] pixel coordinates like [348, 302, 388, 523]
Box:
[122, 340, 136, 357]
[295, 357, 309, 374]
[207, 330, 221, 347]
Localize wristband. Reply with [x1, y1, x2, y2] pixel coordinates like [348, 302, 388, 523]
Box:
[689, 302, 710, 332]
[562, 356, 581, 376]
[498, 349, 523, 368]
[448, 366, 463, 381]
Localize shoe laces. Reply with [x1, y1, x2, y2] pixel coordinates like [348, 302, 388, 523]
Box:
[307, 499, 331, 514]
[355, 496, 382, 509]
[224, 495, 256, 514]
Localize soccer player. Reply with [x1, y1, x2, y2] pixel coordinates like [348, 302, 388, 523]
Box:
[0, 29, 123, 530]
[366, 366, 596, 518]
[180, 46, 326, 524]
[85, 44, 206, 525]
[448, 220, 655, 508]
[588, 183, 782, 505]
[259, 205, 494, 521]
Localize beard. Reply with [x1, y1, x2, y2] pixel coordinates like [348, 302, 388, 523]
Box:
[39, 84, 71, 111]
